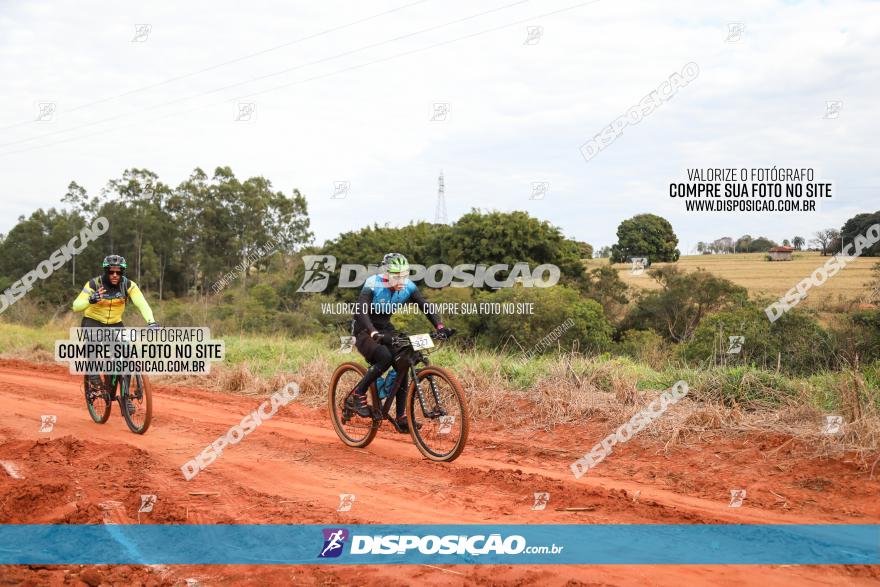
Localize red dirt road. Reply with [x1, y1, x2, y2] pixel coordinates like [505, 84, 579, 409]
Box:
[0, 359, 877, 586]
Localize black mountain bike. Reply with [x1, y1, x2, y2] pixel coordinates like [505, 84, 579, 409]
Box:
[329, 330, 469, 462]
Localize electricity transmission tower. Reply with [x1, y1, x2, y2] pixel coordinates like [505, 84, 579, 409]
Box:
[434, 170, 448, 224]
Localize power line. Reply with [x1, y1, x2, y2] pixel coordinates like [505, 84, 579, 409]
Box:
[0, 0, 434, 134]
[0, 0, 534, 150]
[0, 0, 601, 158]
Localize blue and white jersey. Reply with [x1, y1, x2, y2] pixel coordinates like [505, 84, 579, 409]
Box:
[362, 273, 417, 306]
[352, 273, 440, 335]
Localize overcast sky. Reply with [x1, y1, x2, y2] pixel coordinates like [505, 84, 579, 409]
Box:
[1, 0, 877, 253]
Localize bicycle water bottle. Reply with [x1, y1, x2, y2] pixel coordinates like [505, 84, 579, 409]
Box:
[378, 369, 397, 399]
[375, 375, 385, 398]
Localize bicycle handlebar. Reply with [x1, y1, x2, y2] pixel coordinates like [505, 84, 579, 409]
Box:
[390, 328, 456, 349]
[431, 328, 456, 341]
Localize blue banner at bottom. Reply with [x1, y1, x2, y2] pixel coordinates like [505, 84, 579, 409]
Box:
[0, 524, 877, 565]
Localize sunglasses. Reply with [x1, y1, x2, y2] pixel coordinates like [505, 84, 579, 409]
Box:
[108, 270, 123, 275]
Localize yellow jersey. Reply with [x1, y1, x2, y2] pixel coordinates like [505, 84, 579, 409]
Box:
[72, 276, 155, 325]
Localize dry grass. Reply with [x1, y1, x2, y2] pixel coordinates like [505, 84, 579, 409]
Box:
[3, 319, 877, 462]
[155, 357, 335, 408]
[589, 252, 876, 311]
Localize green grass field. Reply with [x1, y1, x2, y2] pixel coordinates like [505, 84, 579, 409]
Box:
[2, 321, 875, 414]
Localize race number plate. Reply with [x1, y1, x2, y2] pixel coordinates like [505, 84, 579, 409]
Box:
[409, 333, 434, 350]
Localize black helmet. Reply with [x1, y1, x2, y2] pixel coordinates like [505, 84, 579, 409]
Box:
[102, 254, 127, 273]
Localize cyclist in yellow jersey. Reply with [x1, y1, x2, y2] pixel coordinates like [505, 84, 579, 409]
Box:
[72, 255, 156, 325]
[72, 254, 159, 408]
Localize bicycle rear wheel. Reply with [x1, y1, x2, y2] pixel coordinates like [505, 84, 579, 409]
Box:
[406, 366, 469, 462]
[329, 362, 379, 448]
[119, 373, 152, 434]
[84, 376, 111, 424]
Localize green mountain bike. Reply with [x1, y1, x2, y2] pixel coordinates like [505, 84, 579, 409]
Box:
[84, 371, 153, 434]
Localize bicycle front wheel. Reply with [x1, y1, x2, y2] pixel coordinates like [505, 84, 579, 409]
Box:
[329, 362, 379, 448]
[406, 366, 469, 462]
[120, 373, 152, 434]
[84, 376, 111, 424]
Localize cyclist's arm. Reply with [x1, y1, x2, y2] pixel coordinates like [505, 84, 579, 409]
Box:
[353, 287, 377, 333]
[410, 287, 441, 328]
[71, 281, 94, 313]
[127, 282, 156, 323]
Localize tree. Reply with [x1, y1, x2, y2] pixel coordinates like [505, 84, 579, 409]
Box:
[219, 167, 312, 289]
[315, 221, 451, 297]
[317, 210, 584, 295]
[103, 169, 168, 285]
[576, 241, 594, 259]
[711, 237, 734, 254]
[439, 210, 584, 285]
[812, 228, 839, 256]
[792, 236, 805, 250]
[596, 246, 612, 258]
[0, 207, 104, 310]
[610, 214, 680, 263]
[749, 237, 778, 252]
[735, 234, 753, 253]
[869, 262, 880, 303]
[176, 167, 312, 295]
[1, 165, 314, 307]
[696, 241, 706, 253]
[840, 211, 880, 257]
[581, 265, 629, 319]
[621, 266, 747, 342]
[782, 239, 791, 247]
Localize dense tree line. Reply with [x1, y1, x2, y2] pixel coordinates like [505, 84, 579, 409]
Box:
[3, 174, 877, 375]
[304, 210, 587, 297]
[0, 167, 312, 309]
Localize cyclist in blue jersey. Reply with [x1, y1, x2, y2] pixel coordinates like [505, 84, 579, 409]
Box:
[346, 253, 452, 432]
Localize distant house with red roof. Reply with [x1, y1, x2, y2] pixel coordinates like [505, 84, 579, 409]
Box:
[768, 246, 794, 261]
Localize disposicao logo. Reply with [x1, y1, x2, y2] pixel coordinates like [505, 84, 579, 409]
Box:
[318, 528, 349, 558]
[297, 255, 560, 292]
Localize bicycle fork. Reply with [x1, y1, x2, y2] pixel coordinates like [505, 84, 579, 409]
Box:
[414, 368, 447, 419]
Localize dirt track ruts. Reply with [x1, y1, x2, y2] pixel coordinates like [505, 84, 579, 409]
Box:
[0, 359, 877, 586]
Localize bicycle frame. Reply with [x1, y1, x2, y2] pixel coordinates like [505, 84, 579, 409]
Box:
[105, 373, 127, 395]
[368, 333, 447, 423]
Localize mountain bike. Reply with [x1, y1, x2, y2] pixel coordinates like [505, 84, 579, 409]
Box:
[82, 326, 153, 434]
[84, 372, 153, 434]
[329, 330, 469, 462]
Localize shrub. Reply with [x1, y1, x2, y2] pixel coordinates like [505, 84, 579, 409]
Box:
[614, 329, 669, 366]
[681, 304, 833, 376]
[467, 284, 613, 354]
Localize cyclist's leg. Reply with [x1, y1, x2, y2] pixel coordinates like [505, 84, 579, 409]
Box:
[345, 331, 393, 417]
[108, 322, 132, 410]
[351, 331, 393, 396]
[80, 317, 105, 392]
[80, 317, 124, 401]
[393, 361, 409, 420]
